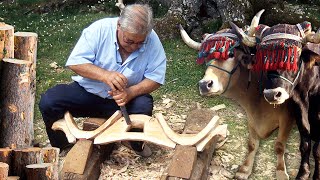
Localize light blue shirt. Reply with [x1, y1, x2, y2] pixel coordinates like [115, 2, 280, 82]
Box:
[66, 17, 167, 99]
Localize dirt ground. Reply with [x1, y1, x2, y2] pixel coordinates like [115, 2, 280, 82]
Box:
[37, 95, 307, 180]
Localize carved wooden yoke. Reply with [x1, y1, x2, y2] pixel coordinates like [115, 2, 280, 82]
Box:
[52, 111, 227, 152]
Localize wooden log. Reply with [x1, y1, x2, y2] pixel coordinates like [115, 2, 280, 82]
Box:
[162, 109, 219, 180]
[40, 147, 60, 180]
[0, 162, 9, 180]
[0, 148, 13, 175]
[14, 32, 38, 146]
[25, 163, 53, 180]
[166, 145, 197, 179]
[62, 140, 93, 175]
[0, 58, 33, 148]
[12, 147, 41, 179]
[0, 23, 14, 60]
[0, 58, 34, 148]
[61, 145, 114, 180]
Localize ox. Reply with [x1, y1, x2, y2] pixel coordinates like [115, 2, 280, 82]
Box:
[245, 21, 320, 179]
[180, 10, 295, 179]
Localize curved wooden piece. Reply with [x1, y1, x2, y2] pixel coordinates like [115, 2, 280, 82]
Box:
[155, 113, 220, 146]
[196, 124, 228, 152]
[94, 114, 176, 148]
[64, 110, 122, 139]
[52, 119, 76, 143]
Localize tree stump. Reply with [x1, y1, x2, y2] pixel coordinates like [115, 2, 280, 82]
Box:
[25, 163, 53, 180]
[12, 147, 41, 179]
[0, 162, 9, 180]
[0, 148, 13, 175]
[0, 58, 33, 148]
[0, 23, 14, 60]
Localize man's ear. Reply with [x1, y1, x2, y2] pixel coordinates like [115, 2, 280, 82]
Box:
[236, 49, 255, 69]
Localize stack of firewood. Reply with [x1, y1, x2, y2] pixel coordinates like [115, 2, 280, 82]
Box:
[0, 23, 55, 179]
[0, 23, 37, 148]
[0, 147, 59, 179]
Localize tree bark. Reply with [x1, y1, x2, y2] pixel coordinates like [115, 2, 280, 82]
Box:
[0, 58, 34, 148]
[25, 163, 54, 180]
[12, 147, 41, 179]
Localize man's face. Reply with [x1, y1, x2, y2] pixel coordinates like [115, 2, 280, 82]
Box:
[117, 24, 147, 53]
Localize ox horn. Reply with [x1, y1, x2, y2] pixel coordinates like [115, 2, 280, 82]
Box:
[230, 9, 265, 47]
[179, 24, 202, 50]
[305, 29, 320, 44]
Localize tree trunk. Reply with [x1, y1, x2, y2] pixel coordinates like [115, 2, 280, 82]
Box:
[0, 58, 34, 148]
[25, 163, 54, 180]
[0, 32, 38, 148]
[12, 147, 41, 179]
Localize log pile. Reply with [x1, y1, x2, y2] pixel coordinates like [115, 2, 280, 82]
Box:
[0, 147, 59, 179]
[0, 22, 38, 148]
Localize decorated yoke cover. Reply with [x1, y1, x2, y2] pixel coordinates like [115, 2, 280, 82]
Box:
[197, 31, 240, 65]
[253, 21, 312, 72]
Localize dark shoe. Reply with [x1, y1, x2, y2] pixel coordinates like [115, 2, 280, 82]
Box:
[121, 141, 152, 157]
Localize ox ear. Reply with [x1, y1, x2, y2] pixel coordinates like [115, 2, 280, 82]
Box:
[302, 42, 320, 68]
[236, 49, 256, 69]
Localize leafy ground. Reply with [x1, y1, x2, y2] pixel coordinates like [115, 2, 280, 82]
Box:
[0, 1, 308, 179]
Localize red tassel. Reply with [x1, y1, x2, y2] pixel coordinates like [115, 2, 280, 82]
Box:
[279, 49, 284, 69]
[292, 46, 298, 72]
[221, 42, 229, 60]
[213, 52, 220, 59]
[285, 48, 292, 71]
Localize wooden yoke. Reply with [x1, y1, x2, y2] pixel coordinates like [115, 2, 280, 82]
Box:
[53, 111, 227, 152]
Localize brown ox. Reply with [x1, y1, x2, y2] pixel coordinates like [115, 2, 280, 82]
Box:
[180, 10, 296, 179]
[237, 20, 320, 179]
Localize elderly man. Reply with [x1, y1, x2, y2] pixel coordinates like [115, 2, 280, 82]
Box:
[39, 4, 167, 157]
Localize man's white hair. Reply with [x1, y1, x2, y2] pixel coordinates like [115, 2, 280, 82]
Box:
[118, 4, 153, 35]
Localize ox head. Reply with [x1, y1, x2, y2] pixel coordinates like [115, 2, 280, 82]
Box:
[180, 10, 264, 96]
[253, 22, 320, 104]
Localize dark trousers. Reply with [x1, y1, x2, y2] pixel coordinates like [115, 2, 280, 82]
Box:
[39, 82, 153, 149]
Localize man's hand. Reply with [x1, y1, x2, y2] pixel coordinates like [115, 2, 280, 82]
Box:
[103, 71, 128, 91]
[108, 89, 132, 106]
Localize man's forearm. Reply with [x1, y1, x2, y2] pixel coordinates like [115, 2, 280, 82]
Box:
[128, 79, 161, 99]
[68, 63, 108, 82]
